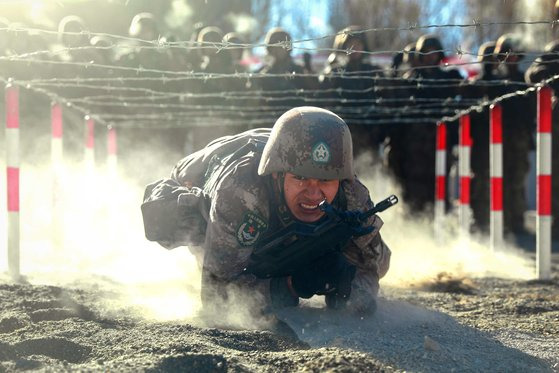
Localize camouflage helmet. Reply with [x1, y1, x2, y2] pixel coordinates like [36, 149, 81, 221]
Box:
[265, 27, 292, 51]
[494, 33, 524, 61]
[258, 107, 354, 180]
[477, 41, 496, 63]
[544, 39, 559, 54]
[57, 15, 87, 46]
[416, 34, 445, 62]
[402, 42, 417, 64]
[129, 12, 158, 39]
[333, 25, 369, 52]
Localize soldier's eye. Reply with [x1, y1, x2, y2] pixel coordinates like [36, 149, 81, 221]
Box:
[293, 175, 306, 181]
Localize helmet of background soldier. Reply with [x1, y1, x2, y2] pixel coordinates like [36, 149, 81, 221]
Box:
[494, 33, 524, 62]
[258, 106, 355, 181]
[129, 12, 158, 41]
[57, 15, 89, 48]
[333, 25, 369, 53]
[90, 35, 114, 63]
[265, 27, 292, 58]
[477, 41, 496, 63]
[223, 32, 244, 61]
[532, 39, 559, 65]
[402, 42, 417, 65]
[197, 26, 224, 57]
[415, 34, 445, 64]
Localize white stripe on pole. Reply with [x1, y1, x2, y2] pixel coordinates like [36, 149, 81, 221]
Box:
[435, 122, 446, 241]
[459, 115, 472, 236]
[490, 104, 503, 251]
[536, 86, 552, 280]
[107, 126, 118, 178]
[84, 116, 95, 169]
[6, 84, 20, 280]
[51, 103, 64, 249]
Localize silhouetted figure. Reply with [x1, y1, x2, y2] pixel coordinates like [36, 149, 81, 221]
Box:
[393, 34, 463, 214]
[467, 41, 500, 232]
[320, 25, 384, 159]
[495, 33, 536, 236]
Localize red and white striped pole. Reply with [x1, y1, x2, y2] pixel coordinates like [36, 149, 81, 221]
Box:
[84, 115, 95, 169]
[107, 126, 118, 177]
[51, 103, 64, 248]
[435, 122, 447, 239]
[459, 114, 472, 235]
[536, 86, 552, 280]
[490, 104, 504, 251]
[5, 84, 20, 279]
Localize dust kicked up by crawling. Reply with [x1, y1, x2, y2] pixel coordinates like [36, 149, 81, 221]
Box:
[1, 1, 559, 372]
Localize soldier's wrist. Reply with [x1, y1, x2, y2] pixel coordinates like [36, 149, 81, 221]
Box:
[269, 277, 299, 309]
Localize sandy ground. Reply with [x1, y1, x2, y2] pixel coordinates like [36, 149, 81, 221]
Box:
[0, 255, 557, 373]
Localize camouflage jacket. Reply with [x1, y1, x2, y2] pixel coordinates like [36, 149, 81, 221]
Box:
[142, 128, 391, 313]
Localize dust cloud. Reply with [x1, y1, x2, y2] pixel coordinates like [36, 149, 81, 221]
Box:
[355, 152, 535, 289]
[0, 146, 536, 326]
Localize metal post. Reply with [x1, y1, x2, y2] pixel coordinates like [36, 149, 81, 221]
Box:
[490, 104, 504, 251]
[51, 103, 64, 248]
[459, 114, 472, 236]
[6, 84, 20, 279]
[536, 86, 552, 279]
[435, 122, 447, 241]
[85, 116, 95, 169]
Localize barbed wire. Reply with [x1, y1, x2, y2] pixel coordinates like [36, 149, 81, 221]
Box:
[440, 74, 559, 123]
[2, 19, 556, 50]
[0, 55, 538, 81]
[0, 20, 555, 131]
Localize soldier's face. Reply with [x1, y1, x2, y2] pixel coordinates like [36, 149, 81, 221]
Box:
[280, 172, 340, 223]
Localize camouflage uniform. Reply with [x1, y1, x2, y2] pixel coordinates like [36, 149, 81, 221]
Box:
[142, 109, 390, 315]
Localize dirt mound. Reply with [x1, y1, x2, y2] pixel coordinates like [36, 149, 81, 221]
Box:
[0, 276, 557, 372]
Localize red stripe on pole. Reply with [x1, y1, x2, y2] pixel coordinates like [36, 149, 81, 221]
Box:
[491, 177, 503, 211]
[538, 175, 552, 216]
[460, 177, 470, 204]
[436, 175, 445, 201]
[460, 115, 472, 146]
[490, 104, 502, 143]
[6, 86, 19, 129]
[7, 167, 19, 212]
[538, 86, 552, 133]
[86, 118, 94, 149]
[51, 104, 63, 138]
[436, 122, 446, 150]
[108, 127, 117, 155]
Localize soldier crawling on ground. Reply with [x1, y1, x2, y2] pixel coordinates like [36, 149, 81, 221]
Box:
[141, 107, 392, 332]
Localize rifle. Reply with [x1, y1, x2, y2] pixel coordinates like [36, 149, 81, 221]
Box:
[244, 194, 398, 279]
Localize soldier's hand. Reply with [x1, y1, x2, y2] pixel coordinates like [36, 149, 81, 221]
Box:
[290, 252, 356, 299]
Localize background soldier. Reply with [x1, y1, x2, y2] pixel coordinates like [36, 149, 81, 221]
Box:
[320, 25, 384, 160]
[392, 34, 463, 214]
[467, 41, 500, 232]
[495, 33, 536, 236]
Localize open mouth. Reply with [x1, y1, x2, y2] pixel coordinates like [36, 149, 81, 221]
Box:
[300, 202, 320, 210]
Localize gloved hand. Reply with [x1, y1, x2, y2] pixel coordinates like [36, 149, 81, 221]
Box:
[290, 252, 356, 299]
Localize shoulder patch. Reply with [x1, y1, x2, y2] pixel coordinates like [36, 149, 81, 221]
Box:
[236, 211, 268, 247]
